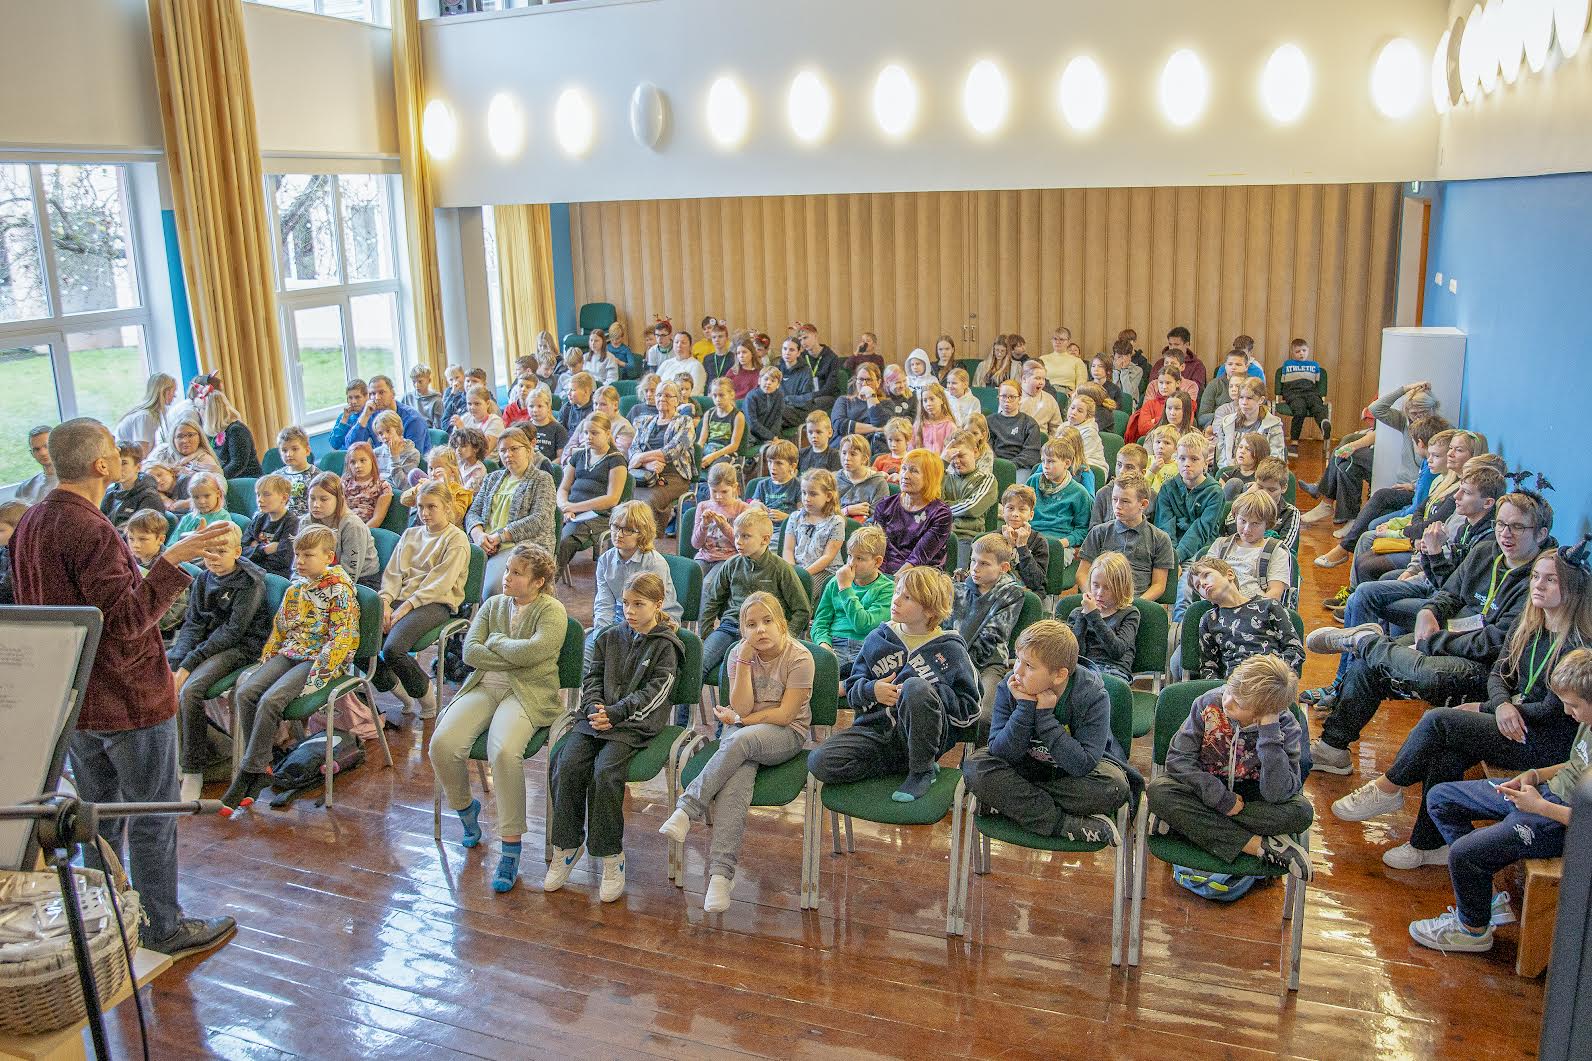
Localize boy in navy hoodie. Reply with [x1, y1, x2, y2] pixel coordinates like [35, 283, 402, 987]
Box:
[808, 565, 980, 802]
[962, 620, 1130, 840]
[1146, 654, 1314, 879]
[948, 533, 1026, 723]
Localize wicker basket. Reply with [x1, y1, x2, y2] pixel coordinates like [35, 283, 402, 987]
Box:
[0, 855, 143, 1038]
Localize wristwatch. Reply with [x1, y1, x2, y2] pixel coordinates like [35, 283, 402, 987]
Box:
[732, 712, 743, 725]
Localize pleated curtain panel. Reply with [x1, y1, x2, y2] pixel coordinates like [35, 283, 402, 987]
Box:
[392, 0, 448, 383]
[148, 0, 290, 447]
[494, 204, 560, 379]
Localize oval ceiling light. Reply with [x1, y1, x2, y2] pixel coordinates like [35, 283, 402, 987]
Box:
[1371, 38, 1424, 118]
[787, 70, 832, 144]
[486, 92, 524, 159]
[1445, 16, 1467, 106]
[1159, 49, 1209, 127]
[1260, 43, 1311, 123]
[1498, 0, 1526, 83]
[422, 99, 458, 161]
[1479, 0, 1503, 93]
[630, 82, 667, 149]
[1432, 30, 1452, 113]
[1057, 55, 1107, 131]
[1459, 3, 1485, 102]
[872, 63, 918, 139]
[554, 88, 594, 157]
[1556, 0, 1590, 57]
[1523, 0, 1557, 69]
[706, 75, 750, 148]
[962, 59, 1010, 135]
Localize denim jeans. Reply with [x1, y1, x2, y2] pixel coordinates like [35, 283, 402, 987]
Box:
[1331, 575, 1431, 685]
[1428, 778, 1568, 929]
[808, 677, 953, 782]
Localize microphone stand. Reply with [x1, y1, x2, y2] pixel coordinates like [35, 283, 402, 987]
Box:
[0, 795, 219, 1060]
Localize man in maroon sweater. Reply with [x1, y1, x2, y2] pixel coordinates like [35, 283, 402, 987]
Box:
[11, 418, 236, 959]
[1150, 326, 1209, 391]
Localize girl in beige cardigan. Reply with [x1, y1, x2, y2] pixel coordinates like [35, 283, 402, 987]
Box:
[376, 482, 471, 717]
[427, 541, 568, 893]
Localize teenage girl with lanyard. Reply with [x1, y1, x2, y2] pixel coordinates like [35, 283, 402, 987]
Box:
[1328, 538, 1592, 871]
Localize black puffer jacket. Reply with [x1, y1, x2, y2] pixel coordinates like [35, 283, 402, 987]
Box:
[167, 556, 272, 672]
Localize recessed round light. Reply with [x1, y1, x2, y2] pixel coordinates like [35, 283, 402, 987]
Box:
[422, 99, 457, 161]
[1260, 43, 1311, 123]
[1371, 38, 1424, 118]
[872, 63, 918, 139]
[554, 88, 594, 157]
[706, 75, 750, 148]
[963, 60, 1010, 135]
[1556, 0, 1590, 58]
[1057, 56, 1107, 131]
[486, 93, 524, 159]
[1160, 49, 1209, 127]
[630, 82, 666, 150]
[787, 70, 832, 144]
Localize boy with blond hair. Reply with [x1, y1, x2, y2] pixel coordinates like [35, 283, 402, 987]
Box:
[942, 431, 999, 555]
[809, 565, 980, 802]
[949, 533, 1027, 720]
[700, 507, 811, 677]
[962, 620, 1130, 840]
[1147, 654, 1313, 879]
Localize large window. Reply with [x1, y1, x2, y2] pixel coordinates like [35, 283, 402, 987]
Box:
[0, 162, 152, 487]
[268, 172, 409, 425]
[249, 0, 388, 25]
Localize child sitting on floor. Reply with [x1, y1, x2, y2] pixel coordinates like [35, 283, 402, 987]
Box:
[545, 571, 685, 903]
[1067, 550, 1140, 682]
[243, 474, 298, 579]
[1190, 556, 1304, 679]
[341, 441, 393, 529]
[658, 593, 815, 913]
[1146, 654, 1313, 880]
[962, 620, 1131, 841]
[949, 533, 1027, 723]
[811, 525, 894, 679]
[429, 542, 566, 894]
[223, 525, 357, 815]
[998, 485, 1050, 595]
[808, 565, 980, 802]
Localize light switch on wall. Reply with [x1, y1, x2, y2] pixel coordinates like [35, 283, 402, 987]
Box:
[1448, 278, 1458, 293]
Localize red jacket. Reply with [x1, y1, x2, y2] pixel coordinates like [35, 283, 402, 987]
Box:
[10, 490, 191, 732]
[1126, 391, 1169, 443]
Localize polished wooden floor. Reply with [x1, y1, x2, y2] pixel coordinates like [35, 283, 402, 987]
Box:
[107, 446, 1547, 1060]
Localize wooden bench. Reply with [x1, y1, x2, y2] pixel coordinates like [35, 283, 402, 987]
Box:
[1517, 856, 1563, 977]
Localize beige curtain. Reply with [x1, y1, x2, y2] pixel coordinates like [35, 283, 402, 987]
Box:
[495, 204, 560, 378]
[392, 0, 447, 381]
[148, 0, 288, 447]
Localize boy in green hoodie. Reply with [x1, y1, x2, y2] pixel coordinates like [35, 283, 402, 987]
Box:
[1154, 431, 1224, 563]
[811, 525, 894, 679]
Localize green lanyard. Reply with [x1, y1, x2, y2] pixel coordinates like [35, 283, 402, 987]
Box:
[1481, 555, 1505, 614]
[1521, 636, 1562, 700]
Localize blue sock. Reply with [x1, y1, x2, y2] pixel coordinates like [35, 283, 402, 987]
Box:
[492, 841, 522, 893]
[457, 799, 482, 848]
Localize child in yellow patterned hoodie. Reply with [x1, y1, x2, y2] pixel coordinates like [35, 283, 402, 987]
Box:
[221, 524, 359, 814]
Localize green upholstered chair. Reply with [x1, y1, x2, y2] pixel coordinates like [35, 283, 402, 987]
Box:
[226, 477, 259, 518]
[1055, 594, 1170, 738]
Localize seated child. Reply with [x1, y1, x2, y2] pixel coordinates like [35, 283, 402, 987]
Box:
[914, 383, 958, 454]
[222, 525, 357, 814]
[782, 469, 845, 600]
[942, 431, 998, 565]
[630, 373, 661, 422]
[998, 485, 1050, 594]
[553, 412, 627, 577]
[1028, 437, 1092, 557]
[658, 593, 815, 913]
[145, 462, 182, 510]
[989, 381, 1044, 478]
[450, 427, 489, 492]
[745, 367, 786, 444]
[1278, 338, 1331, 447]
[1146, 654, 1313, 879]
[341, 441, 393, 528]
[1191, 488, 1293, 614]
[376, 481, 471, 718]
[871, 417, 913, 484]
[811, 525, 894, 679]
[275, 426, 318, 517]
[558, 372, 596, 437]
[592, 385, 636, 456]
[1066, 393, 1107, 476]
[406, 364, 443, 427]
[1066, 550, 1141, 682]
[306, 472, 379, 590]
[701, 508, 812, 678]
[748, 439, 801, 523]
[545, 571, 685, 902]
[1088, 444, 1147, 532]
[592, 501, 681, 639]
[946, 367, 979, 426]
[962, 619, 1131, 840]
[1217, 431, 1269, 501]
[1190, 556, 1304, 679]
[124, 508, 188, 640]
[429, 542, 566, 893]
[949, 534, 1027, 723]
[1154, 431, 1224, 564]
[374, 410, 423, 493]
[692, 461, 750, 579]
[1218, 456, 1300, 554]
[838, 433, 889, 521]
[102, 442, 164, 528]
[526, 387, 569, 465]
[402, 447, 474, 527]
[172, 471, 229, 538]
[1408, 647, 1592, 954]
[441, 364, 469, 428]
[800, 410, 842, 473]
[171, 521, 271, 800]
[1075, 474, 1175, 603]
[1144, 424, 1180, 492]
[699, 377, 747, 470]
[243, 473, 299, 579]
[808, 565, 979, 802]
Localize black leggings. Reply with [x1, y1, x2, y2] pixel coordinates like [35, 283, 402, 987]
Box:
[374, 601, 451, 696]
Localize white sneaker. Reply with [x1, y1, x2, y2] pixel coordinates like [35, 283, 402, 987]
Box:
[1492, 891, 1517, 926]
[1409, 908, 1494, 953]
[599, 854, 626, 903]
[1333, 780, 1405, 821]
[542, 845, 584, 892]
[1383, 842, 1449, 870]
[180, 773, 204, 803]
[1310, 739, 1354, 775]
[704, 874, 733, 913]
[658, 809, 691, 843]
[417, 685, 439, 721]
[392, 687, 419, 717]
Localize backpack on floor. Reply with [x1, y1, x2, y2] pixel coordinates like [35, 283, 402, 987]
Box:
[268, 729, 364, 807]
[1172, 865, 1259, 903]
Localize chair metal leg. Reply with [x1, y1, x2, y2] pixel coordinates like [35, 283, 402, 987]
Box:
[433, 777, 444, 842]
[830, 809, 842, 854]
[364, 678, 396, 768]
[1287, 876, 1307, 991]
[800, 777, 817, 910]
[945, 785, 967, 937]
[1129, 799, 1148, 967]
[950, 790, 977, 937]
[844, 814, 854, 853]
[323, 697, 337, 808]
[1110, 802, 1129, 967]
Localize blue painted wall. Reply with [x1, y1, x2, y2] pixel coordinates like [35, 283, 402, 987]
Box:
[1424, 172, 1592, 536]
[549, 202, 576, 338]
[160, 210, 200, 386]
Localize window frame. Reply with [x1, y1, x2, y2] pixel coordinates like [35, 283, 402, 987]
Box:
[267, 171, 411, 429]
[247, 0, 389, 26]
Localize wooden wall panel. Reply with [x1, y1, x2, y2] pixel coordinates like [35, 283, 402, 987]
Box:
[569, 183, 1401, 417]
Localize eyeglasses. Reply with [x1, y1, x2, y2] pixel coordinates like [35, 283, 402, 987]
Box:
[1497, 521, 1538, 535]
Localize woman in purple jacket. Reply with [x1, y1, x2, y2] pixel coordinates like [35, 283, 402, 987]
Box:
[867, 448, 953, 574]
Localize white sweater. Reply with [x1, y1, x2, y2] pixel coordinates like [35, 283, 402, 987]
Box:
[380, 522, 471, 611]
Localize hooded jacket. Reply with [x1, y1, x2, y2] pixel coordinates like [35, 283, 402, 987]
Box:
[702, 547, 812, 636]
[100, 473, 165, 528]
[1155, 473, 1225, 563]
[167, 556, 272, 672]
[261, 564, 358, 693]
[1164, 686, 1304, 815]
[845, 622, 981, 730]
[1418, 511, 1494, 587]
[948, 572, 1025, 671]
[986, 665, 1124, 778]
[577, 621, 685, 747]
[1422, 537, 1554, 665]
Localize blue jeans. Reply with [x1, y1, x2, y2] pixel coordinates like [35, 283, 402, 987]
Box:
[1428, 778, 1568, 929]
[1331, 574, 1430, 685]
[69, 718, 182, 940]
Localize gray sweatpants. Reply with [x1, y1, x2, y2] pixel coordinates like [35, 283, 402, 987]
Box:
[429, 679, 539, 837]
[678, 723, 804, 880]
[235, 654, 313, 773]
[1147, 774, 1314, 863]
[178, 647, 252, 773]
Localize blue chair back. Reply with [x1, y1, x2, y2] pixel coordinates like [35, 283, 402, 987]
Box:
[226, 477, 259, 517]
[662, 552, 703, 623]
[261, 447, 284, 473]
[578, 302, 617, 333]
[379, 498, 411, 534]
[318, 450, 346, 476]
[371, 527, 400, 574]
